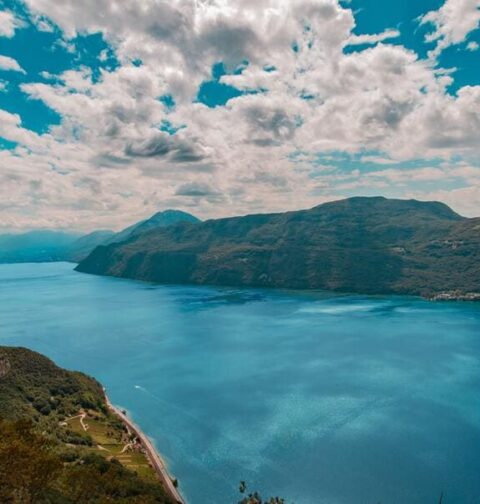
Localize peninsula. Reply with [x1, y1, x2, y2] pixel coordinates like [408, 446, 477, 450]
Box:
[76, 197, 480, 299]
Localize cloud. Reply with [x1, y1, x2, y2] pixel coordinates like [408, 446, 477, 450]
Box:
[125, 134, 171, 158]
[467, 40, 479, 51]
[0, 54, 26, 73]
[174, 180, 224, 204]
[0, 0, 478, 231]
[240, 171, 289, 189]
[34, 17, 54, 32]
[420, 0, 480, 57]
[125, 132, 207, 163]
[242, 100, 301, 146]
[0, 109, 41, 145]
[347, 29, 401, 46]
[175, 182, 219, 197]
[0, 10, 21, 38]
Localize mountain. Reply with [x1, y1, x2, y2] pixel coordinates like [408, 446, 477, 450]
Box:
[0, 346, 174, 503]
[65, 230, 115, 262]
[0, 230, 81, 263]
[76, 197, 480, 297]
[0, 346, 105, 422]
[0, 230, 115, 264]
[103, 209, 200, 246]
[67, 210, 199, 261]
[0, 210, 198, 265]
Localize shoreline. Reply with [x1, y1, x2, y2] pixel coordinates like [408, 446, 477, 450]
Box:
[4, 262, 480, 304]
[104, 392, 185, 504]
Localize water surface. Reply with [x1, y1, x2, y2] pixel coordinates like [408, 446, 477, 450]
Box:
[1, 262, 479, 503]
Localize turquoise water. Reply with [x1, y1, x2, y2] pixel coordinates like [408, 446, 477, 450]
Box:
[1, 263, 480, 504]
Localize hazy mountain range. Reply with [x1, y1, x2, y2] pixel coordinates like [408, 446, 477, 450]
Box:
[0, 230, 85, 264]
[0, 210, 199, 264]
[76, 197, 480, 298]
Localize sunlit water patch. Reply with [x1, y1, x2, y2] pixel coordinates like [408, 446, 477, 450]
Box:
[1, 262, 480, 504]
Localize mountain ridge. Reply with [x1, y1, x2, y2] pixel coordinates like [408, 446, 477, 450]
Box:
[75, 197, 480, 297]
[103, 209, 200, 246]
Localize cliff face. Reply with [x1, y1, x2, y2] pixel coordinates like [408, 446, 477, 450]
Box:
[76, 197, 480, 297]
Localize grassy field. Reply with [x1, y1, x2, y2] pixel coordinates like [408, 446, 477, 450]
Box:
[65, 408, 158, 481]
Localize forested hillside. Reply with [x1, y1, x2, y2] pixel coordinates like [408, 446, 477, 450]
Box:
[76, 197, 480, 297]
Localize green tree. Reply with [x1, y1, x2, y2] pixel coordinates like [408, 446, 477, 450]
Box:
[238, 482, 286, 504]
[0, 418, 61, 503]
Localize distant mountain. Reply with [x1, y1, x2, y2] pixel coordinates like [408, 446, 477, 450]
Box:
[103, 209, 200, 245]
[76, 197, 480, 297]
[0, 229, 116, 264]
[0, 230, 80, 263]
[0, 210, 199, 264]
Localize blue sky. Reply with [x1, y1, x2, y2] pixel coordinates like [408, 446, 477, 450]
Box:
[0, 0, 479, 231]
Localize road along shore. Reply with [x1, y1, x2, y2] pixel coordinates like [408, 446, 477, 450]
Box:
[104, 392, 185, 504]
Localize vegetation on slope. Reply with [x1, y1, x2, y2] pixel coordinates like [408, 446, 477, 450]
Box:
[76, 197, 480, 297]
[103, 210, 200, 246]
[0, 346, 174, 503]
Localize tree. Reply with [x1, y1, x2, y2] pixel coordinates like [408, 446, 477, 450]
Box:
[238, 482, 286, 504]
[0, 418, 61, 503]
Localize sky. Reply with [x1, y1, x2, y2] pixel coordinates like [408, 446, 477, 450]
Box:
[0, 0, 479, 232]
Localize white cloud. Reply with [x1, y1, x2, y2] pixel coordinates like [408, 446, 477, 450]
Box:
[368, 166, 446, 184]
[421, 0, 480, 57]
[0, 10, 20, 38]
[34, 17, 54, 32]
[0, 54, 26, 73]
[0, 0, 477, 231]
[467, 40, 479, 50]
[0, 109, 45, 147]
[347, 29, 400, 46]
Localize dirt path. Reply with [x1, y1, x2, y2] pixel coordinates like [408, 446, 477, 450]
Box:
[66, 412, 88, 431]
[79, 412, 88, 431]
[104, 392, 185, 504]
[121, 442, 133, 454]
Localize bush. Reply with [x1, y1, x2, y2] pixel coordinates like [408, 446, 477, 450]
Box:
[33, 398, 51, 415]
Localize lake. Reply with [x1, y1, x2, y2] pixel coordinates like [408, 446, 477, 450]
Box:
[1, 262, 479, 503]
